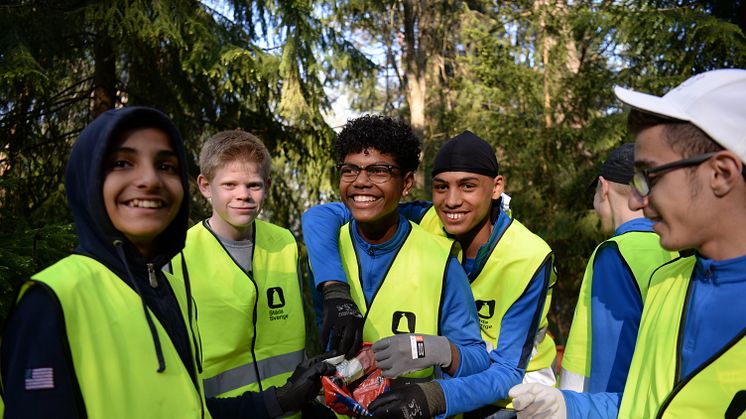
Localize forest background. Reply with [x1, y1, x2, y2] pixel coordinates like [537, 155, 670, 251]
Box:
[2, 0, 746, 346]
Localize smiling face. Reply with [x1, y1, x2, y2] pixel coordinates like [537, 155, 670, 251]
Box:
[339, 148, 413, 243]
[103, 128, 184, 257]
[198, 159, 269, 241]
[628, 125, 710, 251]
[431, 171, 502, 243]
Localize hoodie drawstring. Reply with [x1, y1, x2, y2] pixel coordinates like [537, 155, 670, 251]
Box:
[180, 251, 203, 374]
[113, 240, 166, 372]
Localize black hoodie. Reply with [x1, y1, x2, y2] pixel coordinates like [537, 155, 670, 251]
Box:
[64, 106, 198, 380]
[1, 107, 275, 419]
[1, 107, 199, 417]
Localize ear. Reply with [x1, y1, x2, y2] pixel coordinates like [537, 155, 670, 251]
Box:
[402, 171, 415, 197]
[709, 151, 743, 197]
[197, 174, 211, 200]
[491, 175, 505, 200]
[597, 176, 610, 201]
[265, 177, 272, 190]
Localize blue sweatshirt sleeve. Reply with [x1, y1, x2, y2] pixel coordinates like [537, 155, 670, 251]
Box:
[589, 244, 644, 393]
[301, 202, 353, 288]
[301, 202, 432, 289]
[438, 257, 490, 378]
[436, 260, 550, 416]
[1, 285, 84, 418]
[562, 390, 621, 418]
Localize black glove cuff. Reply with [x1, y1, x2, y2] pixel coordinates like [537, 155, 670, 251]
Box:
[322, 281, 352, 300]
[420, 382, 446, 416]
[263, 386, 285, 418]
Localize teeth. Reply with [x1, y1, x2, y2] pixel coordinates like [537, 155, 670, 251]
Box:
[129, 199, 163, 208]
[446, 213, 464, 220]
[353, 196, 377, 202]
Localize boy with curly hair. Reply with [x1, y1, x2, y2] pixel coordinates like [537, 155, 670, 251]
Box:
[305, 129, 558, 417]
[308, 115, 489, 418]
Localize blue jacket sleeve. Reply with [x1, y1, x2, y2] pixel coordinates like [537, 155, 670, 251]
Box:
[438, 257, 489, 379]
[436, 259, 550, 416]
[562, 390, 621, 419]
[1, 285, 84, 418]
[301, 201, 432, 289]
[589, 244, 644, 393]
[301, 202, 353, 288]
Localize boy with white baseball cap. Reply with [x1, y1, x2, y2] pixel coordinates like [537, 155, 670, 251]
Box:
[510, 69, 746, 418]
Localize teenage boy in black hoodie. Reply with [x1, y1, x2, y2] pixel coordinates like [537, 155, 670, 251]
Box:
[0, 107, 330, 418]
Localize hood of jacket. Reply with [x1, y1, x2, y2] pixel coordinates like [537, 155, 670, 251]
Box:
[65, 106, 190, 278]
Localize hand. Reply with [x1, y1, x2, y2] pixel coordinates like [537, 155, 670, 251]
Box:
[372, 334, 451, 378]
[509, 383, 567, 419]
[368, 382, 445, 418]
[321, 282, 363, 359]
[275, 354, 336, 413]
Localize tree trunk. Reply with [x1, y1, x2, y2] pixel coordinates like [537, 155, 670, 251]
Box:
[92, 32, 116, 117]
[400, 0, 430, 193]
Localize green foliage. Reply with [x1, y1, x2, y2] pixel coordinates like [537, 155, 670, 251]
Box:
[0, 0, 370, 324]
[2, 0, 746, 344]
[325, 0, 746, 341]
[0, 198, 76, 320]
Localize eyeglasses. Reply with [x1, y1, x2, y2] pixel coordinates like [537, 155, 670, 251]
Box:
[336, 163, 401, 184]
[630, 152, 717, 197]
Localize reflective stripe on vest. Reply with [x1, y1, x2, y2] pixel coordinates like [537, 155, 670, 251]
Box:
[562, 230, 677, 378]
[619, 256, 746, 418]
[174, 220, 305, 398]
[203, 349, 304, 398]
[420, 207, 556, 372]
[339, 221, 450, 379]
[31, 255, 209, 419]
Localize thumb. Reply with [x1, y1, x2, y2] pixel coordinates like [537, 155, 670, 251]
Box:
[316, 360, 336, 377]
[509, 383, 538, 411]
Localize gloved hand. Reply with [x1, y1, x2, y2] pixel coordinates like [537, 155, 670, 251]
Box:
[321, 282, 363, 359]
[368, 382, 445, 418]
[372, 334, 452, 378]
[274, 354, 336, 414]
[509, 383, 567, 419]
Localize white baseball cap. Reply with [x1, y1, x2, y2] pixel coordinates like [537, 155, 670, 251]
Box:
[614, 69, 746, 162]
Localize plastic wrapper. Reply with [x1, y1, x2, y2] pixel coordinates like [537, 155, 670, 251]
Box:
[321, 343, 390, 417]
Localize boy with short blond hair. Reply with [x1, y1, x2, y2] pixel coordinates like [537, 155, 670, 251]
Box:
[199, 130, 272, 183]
[172, 129, 310, 417]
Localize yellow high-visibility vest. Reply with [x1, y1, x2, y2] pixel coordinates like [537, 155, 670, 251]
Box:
[619, 256, 746, 418]
[339, 221, 452, 379]
[173, 221, 305, 398]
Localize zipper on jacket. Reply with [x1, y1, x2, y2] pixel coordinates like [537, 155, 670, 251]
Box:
[147, 263, 158, 288]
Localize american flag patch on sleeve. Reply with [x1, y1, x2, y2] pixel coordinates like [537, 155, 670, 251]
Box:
[25, 367, 54, 390]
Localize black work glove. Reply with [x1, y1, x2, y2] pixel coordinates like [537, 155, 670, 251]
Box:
[320, 282, 363, 359]
[273, 354, 336, 415]
[368, 382, 446, 418]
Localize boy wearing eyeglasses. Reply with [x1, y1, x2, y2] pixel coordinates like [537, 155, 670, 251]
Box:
[306, 128, 557, 417]
[560, 143, 676, 394]
[510, 69, 746, 418]
[311, 115, 490, 418]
